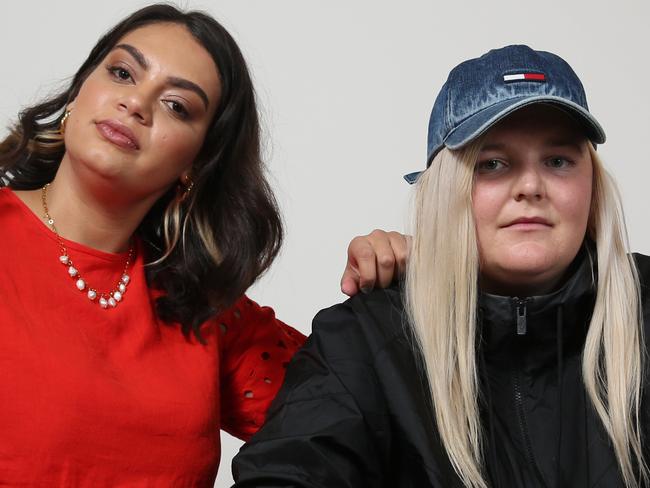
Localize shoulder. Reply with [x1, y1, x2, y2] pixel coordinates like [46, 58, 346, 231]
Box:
[632, 253, 650, 324]
[0, 187, 20, 214]
[265, 286, 412, 424]
[633, 253, 650, 300]
[308, 285, 410, 363]
[633, 252, 650, 284]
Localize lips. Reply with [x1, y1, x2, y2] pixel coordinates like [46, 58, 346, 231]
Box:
[503, 216, 552, 228]
[95, 119, 140, 150]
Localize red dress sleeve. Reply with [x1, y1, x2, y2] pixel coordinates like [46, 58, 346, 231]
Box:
[218, 295, 306, 441]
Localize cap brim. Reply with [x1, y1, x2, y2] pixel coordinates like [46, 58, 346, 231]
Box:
[444, 95, 606, 150]
[403, 95, 606, 185]
[403, 171, 422, 184]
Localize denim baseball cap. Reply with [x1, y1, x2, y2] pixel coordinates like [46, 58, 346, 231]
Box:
[404, 45, 606, 184]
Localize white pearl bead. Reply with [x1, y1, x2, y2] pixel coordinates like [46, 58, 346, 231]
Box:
[87, 290, 97, 300]
[121, 275, 130, 284]
[118, 283, 126, 293]
[108, 297, 117, 308]
[99, 297, 108, 308]
[75, 279, 85, 291]
[68, 266, 78, 277]
[113, 291, 122, 302]
[59, 255, 69, 264]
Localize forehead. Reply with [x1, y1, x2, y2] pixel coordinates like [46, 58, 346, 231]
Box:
[483, 104, 588, 145]
[113, 23, 221, 104]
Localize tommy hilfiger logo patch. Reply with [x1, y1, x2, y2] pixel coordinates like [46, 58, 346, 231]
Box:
[503, 72, 546, 83]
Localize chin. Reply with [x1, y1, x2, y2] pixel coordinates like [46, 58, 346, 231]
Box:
[503, 255, 555, 276]
[490, 246, 570, 292]
[71, 144, 132, 181]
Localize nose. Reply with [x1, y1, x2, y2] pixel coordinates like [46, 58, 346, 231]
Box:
[512, 164, 545, 202]
[117, 88, 153, 125]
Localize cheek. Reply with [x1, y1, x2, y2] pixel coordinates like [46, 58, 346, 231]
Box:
[70, 74, 112, 117]
[146, 123, 205, 176]
[555, 177, 592, 231]
[472, 182, 507, 239]
[64, 78, 118, 148]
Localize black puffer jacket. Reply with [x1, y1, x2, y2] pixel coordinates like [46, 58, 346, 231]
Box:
[232, 252, 650, 487]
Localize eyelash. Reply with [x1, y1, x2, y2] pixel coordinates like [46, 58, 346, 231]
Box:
[105, 64, 190, 120]
[163, 100, 189, 119]
[476, 156, 575, 173]
[476, 159, 506, 173]
[546, 156, 574, 168]
[107, 65, 132, 82]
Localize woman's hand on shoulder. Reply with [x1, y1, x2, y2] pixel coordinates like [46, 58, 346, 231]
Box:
[341, 230, 410, 296]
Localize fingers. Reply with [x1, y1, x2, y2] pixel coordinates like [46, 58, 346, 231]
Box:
[367, 230, 396, 289]
[341, 230, 413, 296]
[346, 236, 378, 293]
[388, 231, 411, 277]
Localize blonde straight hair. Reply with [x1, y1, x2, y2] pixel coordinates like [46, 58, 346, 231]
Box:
[405, 143, 647, 487]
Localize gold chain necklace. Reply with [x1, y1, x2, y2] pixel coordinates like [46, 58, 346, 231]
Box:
[41, 183, 134, 309]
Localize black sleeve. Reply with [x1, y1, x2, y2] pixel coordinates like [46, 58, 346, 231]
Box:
[231, 302, 391, 488]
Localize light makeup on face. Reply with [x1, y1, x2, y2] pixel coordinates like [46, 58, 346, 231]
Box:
[475, 139, 588, 177]
[104, 43, 211, 121]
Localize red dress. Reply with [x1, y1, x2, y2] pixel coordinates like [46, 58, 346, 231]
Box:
[0, 188, 305, 486]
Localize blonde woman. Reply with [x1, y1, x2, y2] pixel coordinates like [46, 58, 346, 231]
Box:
[232, 45, 649, 488]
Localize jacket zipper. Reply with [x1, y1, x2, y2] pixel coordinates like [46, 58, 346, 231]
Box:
[513, 372, 540, 475]
[512, 297, 547, 486]
[515, 298, 530, 335]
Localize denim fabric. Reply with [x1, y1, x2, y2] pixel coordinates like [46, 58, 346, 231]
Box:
[405, 45, 606, 184]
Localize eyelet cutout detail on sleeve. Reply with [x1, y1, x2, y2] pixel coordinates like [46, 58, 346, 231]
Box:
[218, 294, 307, 441]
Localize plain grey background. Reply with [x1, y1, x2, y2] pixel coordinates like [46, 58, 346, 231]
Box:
[1, 1, 649, 486]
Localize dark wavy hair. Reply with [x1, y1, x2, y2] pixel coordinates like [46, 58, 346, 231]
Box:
[0, 4, 283, 340]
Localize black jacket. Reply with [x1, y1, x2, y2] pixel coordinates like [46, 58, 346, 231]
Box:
[232, 252, 650, 488]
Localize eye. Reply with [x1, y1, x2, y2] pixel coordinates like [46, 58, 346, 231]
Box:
[107, 65, 133, 82]
[546, 156, 573, 169]
[163, 100, 189, 119]
[476, 159, 506, 173]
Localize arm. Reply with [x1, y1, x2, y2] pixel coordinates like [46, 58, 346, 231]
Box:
[220, 231, 407, 440]
[231, 303, 390, 488]
[219, 296, 306, 441]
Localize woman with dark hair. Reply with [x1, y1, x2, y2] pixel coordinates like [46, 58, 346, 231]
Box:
[0, 4, 405, 485]
[233, 45, 650, 488]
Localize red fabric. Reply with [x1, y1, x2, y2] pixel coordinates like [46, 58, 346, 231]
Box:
[0, 188, 305, 487]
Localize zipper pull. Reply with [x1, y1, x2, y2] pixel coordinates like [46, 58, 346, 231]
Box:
[516, 299, 528, 335]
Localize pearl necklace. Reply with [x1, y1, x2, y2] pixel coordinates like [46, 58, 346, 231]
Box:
[41, 183, 134, 309]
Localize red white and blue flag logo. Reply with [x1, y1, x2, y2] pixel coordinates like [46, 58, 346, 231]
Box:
[503, 72, 546, 83]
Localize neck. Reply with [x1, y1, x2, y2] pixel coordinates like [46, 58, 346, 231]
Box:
[480, 265, 576, 298]
[25, 157, 163, 254]
[479, 278, 559, 297]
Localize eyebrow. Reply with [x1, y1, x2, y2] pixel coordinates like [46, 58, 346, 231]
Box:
[113, 43, 210, 109]
[544, 139, 586, 153]
[115, 44, 149, 70]
[479, 139, 585, 153]
[479, 142, 506, 152]
[166, 76, 209, 109]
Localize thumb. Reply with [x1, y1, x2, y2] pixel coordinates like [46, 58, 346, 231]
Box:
[340, 265, 361, 296]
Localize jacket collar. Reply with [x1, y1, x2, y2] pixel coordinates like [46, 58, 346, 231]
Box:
[478, 244, 597, 359]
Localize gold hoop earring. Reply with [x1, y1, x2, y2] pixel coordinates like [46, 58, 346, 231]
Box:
[178, 176, 194, 203]
[60, 110, 71, 135]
